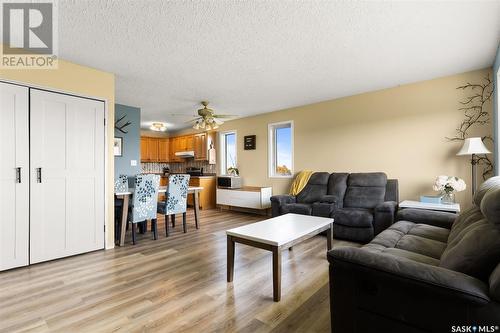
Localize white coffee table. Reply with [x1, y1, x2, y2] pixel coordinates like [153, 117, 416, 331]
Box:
[226, 213, 334, 302]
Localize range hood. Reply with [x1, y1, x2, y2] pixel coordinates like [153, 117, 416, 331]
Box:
[174, 150, 195, 158]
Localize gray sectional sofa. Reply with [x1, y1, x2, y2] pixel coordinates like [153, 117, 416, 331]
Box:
[270, 172, 399, 242]
[328, 176, 500, 332]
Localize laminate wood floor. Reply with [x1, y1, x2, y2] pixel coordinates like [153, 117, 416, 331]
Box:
[0, 209, 359, 333]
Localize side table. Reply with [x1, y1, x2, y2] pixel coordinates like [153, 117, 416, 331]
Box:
[399, 200, 460, 214]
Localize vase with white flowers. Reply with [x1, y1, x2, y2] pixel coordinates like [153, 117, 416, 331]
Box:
[433, 175, 466, 204]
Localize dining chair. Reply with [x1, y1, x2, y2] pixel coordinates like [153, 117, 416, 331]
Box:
[114, 174, 129, 193]
[129, 174, 160, 244]
[114, 174, 129, 241]
[157, 174, 190, 236]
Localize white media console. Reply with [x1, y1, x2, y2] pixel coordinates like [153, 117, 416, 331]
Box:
[216, 186, 272, 210]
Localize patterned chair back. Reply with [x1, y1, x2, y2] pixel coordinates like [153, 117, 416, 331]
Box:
[114, 174, 129, 193]
[131, 174, 160, 223]
[165, 174, 190, 215]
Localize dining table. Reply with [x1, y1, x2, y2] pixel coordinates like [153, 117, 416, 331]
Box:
[114, 186, 204, 246]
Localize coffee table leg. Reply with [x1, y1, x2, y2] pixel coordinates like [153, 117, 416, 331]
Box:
[327, 223, 333, 251]
[227, 236, 235, 282]
[272, 246, 281, 302]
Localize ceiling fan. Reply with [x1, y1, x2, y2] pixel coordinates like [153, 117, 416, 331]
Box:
[172, 101, 236, 130]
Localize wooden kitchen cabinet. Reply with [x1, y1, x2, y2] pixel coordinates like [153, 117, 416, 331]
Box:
[169, 137, 181, 162]
[175, 135, 195, 152]
[140, 137, 149, 161]
[194, 132, 215, 161]
[147, 138, 159, 161]
[176, 135, 190, 151]
[194, 133, 207, 160]
[176, 136, 185, 152]
[159, 132, 212, 163]
[158, 138, 169, 162]
[185, 135, 194, 151]
[187, 176, 216, 209]
[141, 137, 167, 162]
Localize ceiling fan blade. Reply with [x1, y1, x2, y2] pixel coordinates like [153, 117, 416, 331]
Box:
[170, 113, 198, 118]
[213, 114, 236, 118]
[184, 117, 202, 124]
[213, 118, 224, 125]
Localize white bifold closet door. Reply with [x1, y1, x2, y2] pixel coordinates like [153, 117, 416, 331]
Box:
[30, 89, 105, 264]
[0, 83, 29, 271]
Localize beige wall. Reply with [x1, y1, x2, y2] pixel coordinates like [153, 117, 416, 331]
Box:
[0, 59, 116, 248]
[180, 68, 493, 208]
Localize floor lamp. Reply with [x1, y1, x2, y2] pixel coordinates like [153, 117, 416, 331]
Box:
[456, 137, 491, 196]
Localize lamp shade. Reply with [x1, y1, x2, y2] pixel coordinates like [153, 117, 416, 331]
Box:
[456, 137, 491, 156]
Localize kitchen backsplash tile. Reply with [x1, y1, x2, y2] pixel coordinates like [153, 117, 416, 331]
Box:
[141, 160, 216, 174]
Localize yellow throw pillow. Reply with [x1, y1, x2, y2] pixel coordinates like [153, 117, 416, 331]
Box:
[289, 170, 314, 196]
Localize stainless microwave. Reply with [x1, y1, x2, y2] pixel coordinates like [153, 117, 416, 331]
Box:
[217, 176, 242, 189]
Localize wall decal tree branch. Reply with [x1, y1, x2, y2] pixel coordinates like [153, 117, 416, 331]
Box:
[115, 114, 132, 134]
[446, 75, 494, 180]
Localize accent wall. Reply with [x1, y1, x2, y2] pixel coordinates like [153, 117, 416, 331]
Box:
[114, 104, 141, 178]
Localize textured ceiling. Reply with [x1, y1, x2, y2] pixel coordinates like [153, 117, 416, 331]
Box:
[58, 0, 500, 131]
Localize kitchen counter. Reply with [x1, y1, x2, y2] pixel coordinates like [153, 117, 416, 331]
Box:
[167, 173, 216, 179]
[142, 173, 216, 179]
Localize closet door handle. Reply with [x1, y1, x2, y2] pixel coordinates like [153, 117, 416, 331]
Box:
[36, 168, 42, 183]
[16, 167, 21, 183]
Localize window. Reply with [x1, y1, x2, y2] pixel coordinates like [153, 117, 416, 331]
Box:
[269, 121, 293, 178]
[219, 131, 237, 175]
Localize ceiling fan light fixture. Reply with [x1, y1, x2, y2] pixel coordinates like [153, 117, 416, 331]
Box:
[192, 101, 231, 130]
[150, 122, 167, 132]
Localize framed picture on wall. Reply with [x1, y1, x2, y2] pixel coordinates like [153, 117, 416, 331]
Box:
[114, 137, 123, 156]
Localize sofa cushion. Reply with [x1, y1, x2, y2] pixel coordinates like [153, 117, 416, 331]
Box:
[407, 224, 450, 243]
[348, 172, 387, 187]
[311, 202, 334, 218]
[480, 187, 500, 225]
[332, 208, 373, 228]
[344, 173, 387, 209]
[333, 223, 373, 243]
[366, 221, 449, 260]
[326, 173, 349, 208]
[395, 235, 447, 260]
[281, 203, 312, 215]
[369, 221, 415, 248]
[363, 243, 440, 266]
[296, 172, 330, 204]
[440, 218, 500, 281]
[473, 175, 500, 207]
[448, 206, 484, 243]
